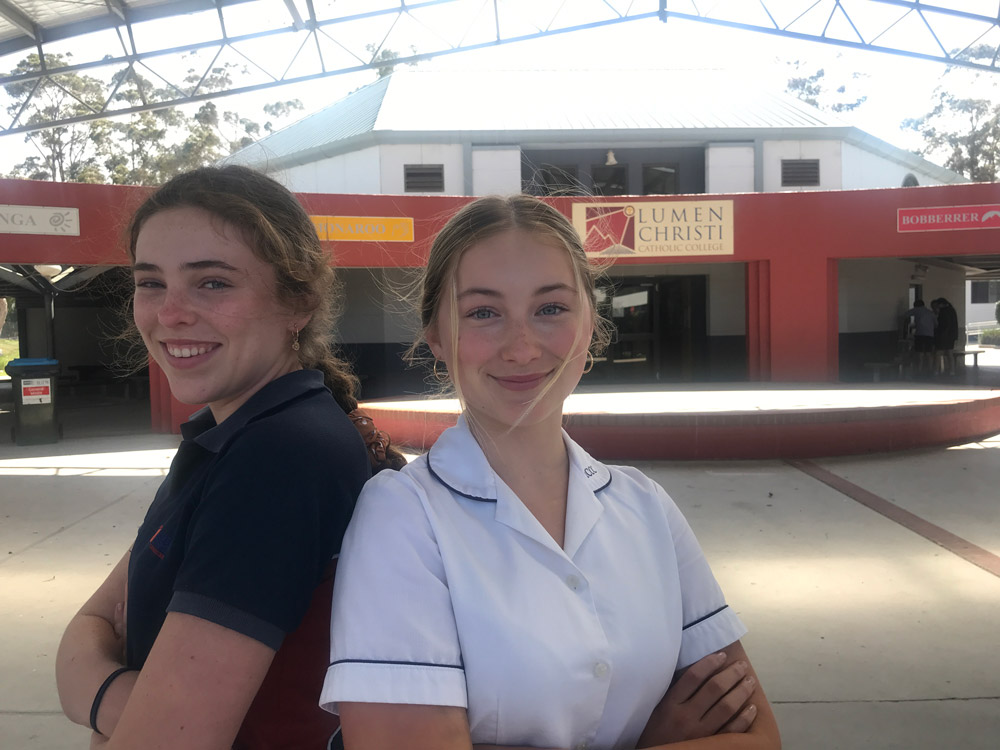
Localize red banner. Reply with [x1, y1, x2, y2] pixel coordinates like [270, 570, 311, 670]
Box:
[898, 204, 1000, 232]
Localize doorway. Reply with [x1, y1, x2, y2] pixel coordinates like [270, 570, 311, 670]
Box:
[593, 275, 708, 382]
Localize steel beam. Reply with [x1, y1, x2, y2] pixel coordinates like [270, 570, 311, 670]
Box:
[283, 0, 306, 31]
[0, 0, 254, 58]
[0, 0, 38, 39]
[871, 1, 1000, 26]
[2, 0, 1000, 138]
[104, 0, 128, 22]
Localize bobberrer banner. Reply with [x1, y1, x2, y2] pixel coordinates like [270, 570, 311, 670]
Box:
[898, 204, 1000, 232]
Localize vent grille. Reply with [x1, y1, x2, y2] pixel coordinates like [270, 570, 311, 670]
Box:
[781, 159, 820, 187]
[404, 164, 445, 192]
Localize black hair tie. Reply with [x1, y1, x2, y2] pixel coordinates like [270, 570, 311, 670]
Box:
[90, 666, 136, 736]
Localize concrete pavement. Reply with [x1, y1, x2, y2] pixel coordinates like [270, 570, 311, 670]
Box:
[1, 425, 998, 748]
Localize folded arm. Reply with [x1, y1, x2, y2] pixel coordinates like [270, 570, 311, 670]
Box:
[638, 641, 780, 750]
[99, 610, 275, 749]
[56, 547, 278, 749]
[56, 550, 135, 733]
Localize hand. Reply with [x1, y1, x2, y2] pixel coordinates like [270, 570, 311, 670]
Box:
[637, 651, 758, 747]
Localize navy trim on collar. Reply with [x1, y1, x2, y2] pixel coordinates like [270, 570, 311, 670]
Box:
[425, 414, 613, 500]
[182, 369, 329, 453]
[426, 453, 496, 504]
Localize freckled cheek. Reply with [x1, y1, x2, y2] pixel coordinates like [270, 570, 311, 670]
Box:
[132, 300, 157, 337]
[545, 325, 585, 359]
[453, 332, 497, 371]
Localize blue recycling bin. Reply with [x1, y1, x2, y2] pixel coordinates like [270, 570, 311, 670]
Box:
[4, 358, 60, 445]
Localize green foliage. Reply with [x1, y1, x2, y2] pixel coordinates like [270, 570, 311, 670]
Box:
[0, 296, 17, 372]
[0, 297, 12, 336]
[904, 45, 1000, 182]
[786, 61, 867, 113]
[366, 44, 418, 79]
[980, 329, 1000, 347]
[262, 100, 304, 133]
[3, 54, 305, 185]
[0, 337, 18, 375]
[4, 53, 107, 182]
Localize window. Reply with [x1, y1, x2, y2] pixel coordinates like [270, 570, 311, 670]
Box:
[534, 164, 583, 196]
[404, 164, 444, 192]
[642, 164, 678, 195]
[971, 280, 1000, 304]
[592, 165, 628, 196]
[781, 159, 820, 187]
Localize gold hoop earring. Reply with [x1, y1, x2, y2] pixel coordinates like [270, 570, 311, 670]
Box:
[291, 328, 300, 352]
[582, 351, 594, 374]
[432, 359, 449, 382]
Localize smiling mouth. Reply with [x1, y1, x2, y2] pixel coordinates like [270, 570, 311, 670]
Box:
[163, 343, 219, 359]
[492, 372, 552, 391]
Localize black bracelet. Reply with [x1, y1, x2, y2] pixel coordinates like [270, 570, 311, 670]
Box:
[89, 666, 135, 736]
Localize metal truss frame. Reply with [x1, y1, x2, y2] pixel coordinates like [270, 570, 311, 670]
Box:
[1, 0, 999, 138]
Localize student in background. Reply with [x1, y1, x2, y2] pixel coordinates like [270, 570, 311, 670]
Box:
[931, 298, 959, 376]
[906, 299, 937, 377]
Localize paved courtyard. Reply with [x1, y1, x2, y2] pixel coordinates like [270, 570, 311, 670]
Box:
[1, 418, 998, 749]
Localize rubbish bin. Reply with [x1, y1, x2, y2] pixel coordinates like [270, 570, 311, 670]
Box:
[4, 358, 60, 445]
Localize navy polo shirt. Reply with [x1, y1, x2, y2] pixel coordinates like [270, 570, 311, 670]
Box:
[126, 369, 370, 668]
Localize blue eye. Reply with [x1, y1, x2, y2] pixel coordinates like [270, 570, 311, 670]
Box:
[202, 279, 230, 290]
[539, 304, 567, 316]
[468, 308, 495, 320]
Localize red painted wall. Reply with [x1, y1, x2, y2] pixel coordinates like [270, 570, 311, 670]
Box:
[3, 178, 998, 428]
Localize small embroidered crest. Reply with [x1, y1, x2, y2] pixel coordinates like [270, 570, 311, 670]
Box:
[148, 525, 172, 560]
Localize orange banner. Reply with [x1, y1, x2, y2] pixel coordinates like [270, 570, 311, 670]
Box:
[311, 215, 414, 242]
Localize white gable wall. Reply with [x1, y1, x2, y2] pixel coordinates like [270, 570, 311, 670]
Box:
[379, 144, 464, 194]
[278, 146, 382, 194]
[472, 146, 522, 195]
[762, 140, 842, 191]
[840, 142, 947, 189]
[705, 144, 755, 194]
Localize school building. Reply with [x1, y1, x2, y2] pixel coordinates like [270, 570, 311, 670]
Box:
[2, 70, 998, 432]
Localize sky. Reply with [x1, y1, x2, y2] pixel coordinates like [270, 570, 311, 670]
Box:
[0, 2, 994, 175]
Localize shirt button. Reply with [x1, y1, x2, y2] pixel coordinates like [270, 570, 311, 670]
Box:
[593, 661, 610, 678]
[566, 574, 581, 591]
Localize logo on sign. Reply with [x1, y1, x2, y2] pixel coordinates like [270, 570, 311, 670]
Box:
[572, 200, 734, 257]
[0, 205, 80, 236]
[898, 204, 1000, 232]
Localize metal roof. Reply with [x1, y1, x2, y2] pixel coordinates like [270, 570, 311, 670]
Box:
[2, 2, 999, 137]
[0, 0, 253, 58]
[223, 74, 391, 170]
[224, 68, 847, 169]
[224, 67, 965, 184]
[224, 67, 953, 174]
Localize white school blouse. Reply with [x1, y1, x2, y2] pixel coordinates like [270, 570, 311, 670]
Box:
[322, 415, 746, 750]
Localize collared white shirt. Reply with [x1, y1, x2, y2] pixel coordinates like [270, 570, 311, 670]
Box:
[322, 415, 746, 750]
